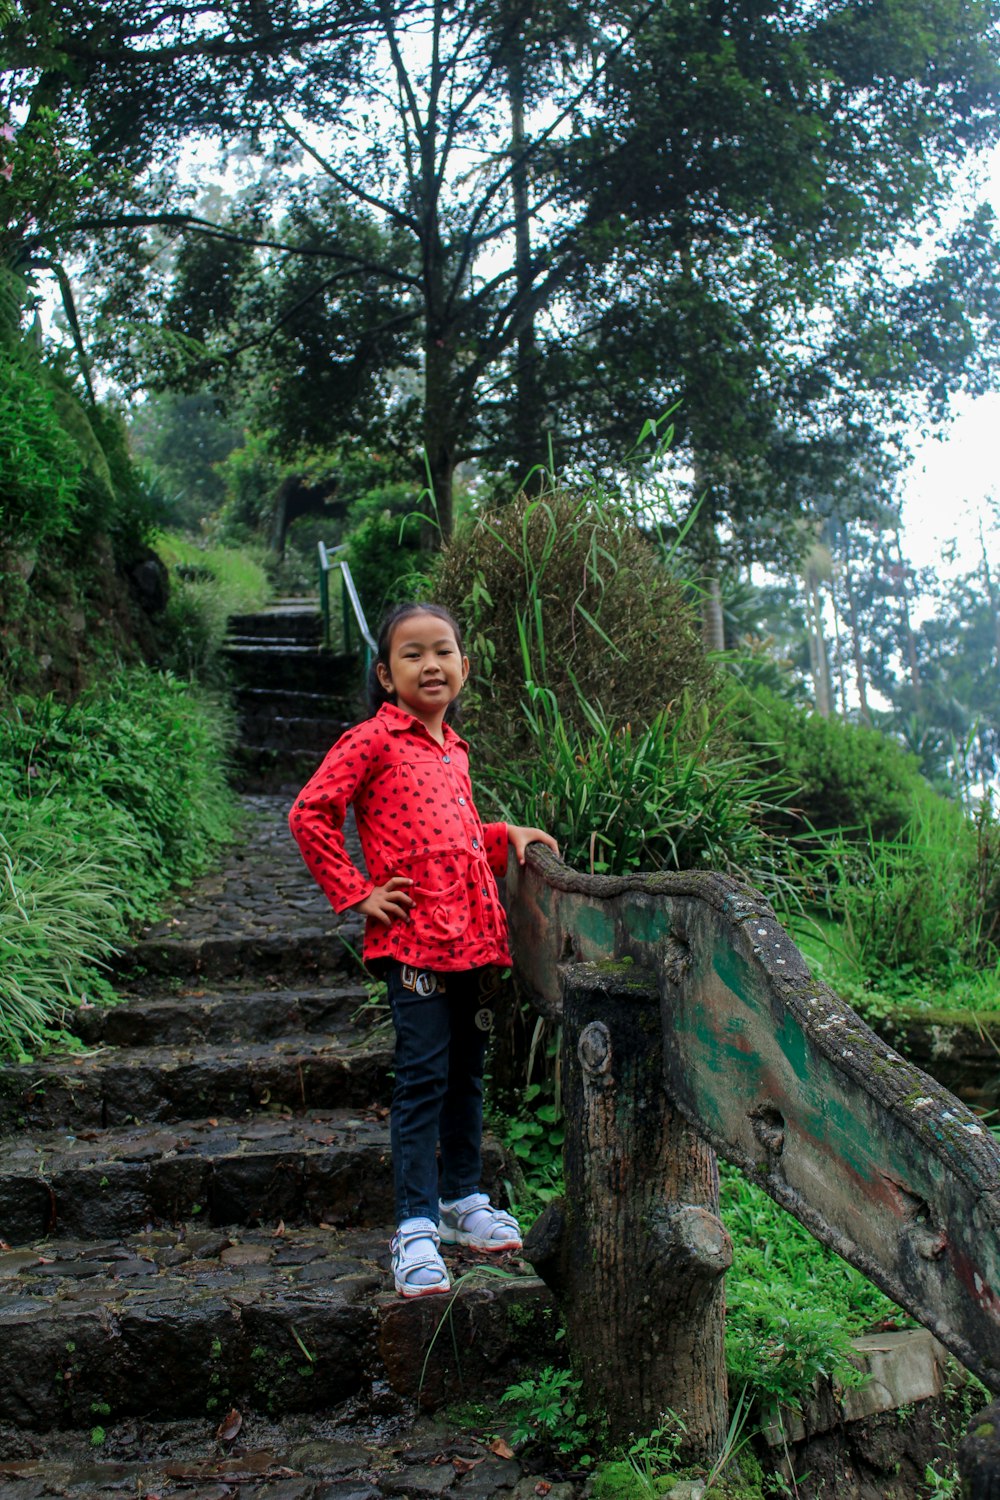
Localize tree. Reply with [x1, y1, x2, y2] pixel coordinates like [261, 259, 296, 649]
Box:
[7, 0, 1000, 553]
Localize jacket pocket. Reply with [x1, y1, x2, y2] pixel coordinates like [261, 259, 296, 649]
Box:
[410, 877, 469, 941]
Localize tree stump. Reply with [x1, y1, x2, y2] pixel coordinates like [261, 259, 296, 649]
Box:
[524, 963, 731, 1457]
[959, 1399, 1000, 1499]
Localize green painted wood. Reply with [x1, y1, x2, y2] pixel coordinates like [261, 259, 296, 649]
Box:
[507, 850, 1000, 1392]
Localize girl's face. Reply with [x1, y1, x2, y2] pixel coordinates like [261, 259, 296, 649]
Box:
[376, 610, 469, 733]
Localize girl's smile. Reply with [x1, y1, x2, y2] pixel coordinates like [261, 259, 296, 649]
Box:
[375, 611, 469, 738]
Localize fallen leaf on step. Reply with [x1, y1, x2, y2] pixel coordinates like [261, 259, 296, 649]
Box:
[215, 1407, 243, 1442]
[272, 1220, 286, 1237]
[535, 1483, 552, 1496]
[453, 1456, 485, 1473]
[489, 1439, 515, 1460]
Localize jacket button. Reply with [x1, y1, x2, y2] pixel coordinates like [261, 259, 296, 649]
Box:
[442, 754, 451, 763]
[458, 796, 466, 806]
[472, 839, 479, 850]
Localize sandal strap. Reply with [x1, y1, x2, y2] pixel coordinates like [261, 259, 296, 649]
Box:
[392, 1224, 448, 1288]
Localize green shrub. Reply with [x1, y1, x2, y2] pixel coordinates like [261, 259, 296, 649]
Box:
[730, 685, 934, 843]
[345, 489, 424, 620]
[0, 351, 81, 545]
[153, 532, 271, 680]
[721, 1164, 901, 1410]
[430, 488, 715, 764]
[805, 796, 998, 990]
[0, 668, 238, 1056]
[485, 680, 786, 887]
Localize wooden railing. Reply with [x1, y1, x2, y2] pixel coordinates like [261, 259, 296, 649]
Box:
[505, 847, 1000, 1462]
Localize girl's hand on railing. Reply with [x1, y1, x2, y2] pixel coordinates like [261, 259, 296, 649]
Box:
[507, 825, 561, 864]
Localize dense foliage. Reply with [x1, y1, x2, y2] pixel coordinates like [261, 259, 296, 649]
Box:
[730, 685, 934, 842]
[431, 489, 714, 756]
[0, 668, 237, 1059]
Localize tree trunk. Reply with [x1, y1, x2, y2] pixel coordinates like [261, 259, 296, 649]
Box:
[701, 575, 725, 653]
[525, 965, 731, 1457]
[892, 525, 922, 708]
[840, 532, 871, 725]
[831, 582, 849, 717]
[806, 577, 833, 717]
[423, 245, 456, 540]
[507, 44, 546, 492]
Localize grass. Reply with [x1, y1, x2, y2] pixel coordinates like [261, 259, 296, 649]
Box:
[152, 531, 272, 680]
[0, 666, 238, 1058]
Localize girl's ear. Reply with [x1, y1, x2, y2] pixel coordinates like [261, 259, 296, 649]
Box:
[461, 655, 470, 683]
[376, 661, 394, 693]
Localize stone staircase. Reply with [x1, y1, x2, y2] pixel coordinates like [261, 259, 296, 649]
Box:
[224, 599, 363, 791]
[0, 607, 559, 1500]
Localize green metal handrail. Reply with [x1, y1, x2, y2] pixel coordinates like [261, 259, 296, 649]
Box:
[317, 542, 376, 676]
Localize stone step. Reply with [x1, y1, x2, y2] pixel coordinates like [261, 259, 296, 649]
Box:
[0, 1029, 393, 1132]
[224, 646, 358, 694]
[227, 607, 324, 643]
[113, 919, 366, 987]
[0, 1109, 510, 1243]
[231, 745, 336, 794]
[234, 715, 347, 754]
[70, 985, 375, 1049]
[0, 1408, 556, 1500]
[0, 1223, 553, 1429]
[234, 683, 359, 716]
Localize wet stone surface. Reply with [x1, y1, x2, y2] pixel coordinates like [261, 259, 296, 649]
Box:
[0, 1408, 579, 1500]
[137, 796, 357, 949]
[0, 623, 569, 1496]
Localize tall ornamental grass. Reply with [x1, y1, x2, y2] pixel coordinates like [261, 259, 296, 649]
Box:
[487, 675, 787, 890]
[0, 667, 238, 1058]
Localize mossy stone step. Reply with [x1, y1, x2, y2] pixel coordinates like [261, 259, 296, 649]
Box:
[0, 1224, 553, 1428]
[0, 1110, 510, 1244]
[0, 1407, 562, 1500]
[112, 923, 366, 987]
[0, 1030, 394, 1132]
[223, 645, 357, 694]
[69, 985, 375, 1049]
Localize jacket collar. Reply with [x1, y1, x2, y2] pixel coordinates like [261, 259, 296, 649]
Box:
[376, 700, 468, 751]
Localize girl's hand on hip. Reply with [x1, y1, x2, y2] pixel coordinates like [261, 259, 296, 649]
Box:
[507, 825, 561, 865]
[356, 876, 414, 926]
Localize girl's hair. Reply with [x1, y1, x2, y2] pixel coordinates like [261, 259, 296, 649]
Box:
[367, 601, 466, 721]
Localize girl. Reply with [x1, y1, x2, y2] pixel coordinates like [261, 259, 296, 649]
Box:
[289, 602, 559, 1297]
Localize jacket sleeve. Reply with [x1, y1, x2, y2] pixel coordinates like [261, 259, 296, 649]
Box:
[288, 723, 375, 914]
[482, 821, 509, 878]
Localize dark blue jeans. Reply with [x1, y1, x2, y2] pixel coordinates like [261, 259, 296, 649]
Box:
[386, 962, 503, 1223]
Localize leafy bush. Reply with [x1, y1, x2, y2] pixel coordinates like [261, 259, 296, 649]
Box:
[153, 532, 271, 680]
[485, 681, 786, 887]
[721, 1164, 901, 1409]
[345, 488, 424, 620]
[431, 488, 715, 763]
[0, 668, 238, 1056]
[0, 350, 81, 546]
[500, 1366, 595, 1464]
[730, 685, 934, 843]
[802, 795, 1000, 991]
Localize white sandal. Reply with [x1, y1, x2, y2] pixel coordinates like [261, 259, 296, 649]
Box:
[390, 1218, 451, 1298]
[438, 1193, 522, 1252]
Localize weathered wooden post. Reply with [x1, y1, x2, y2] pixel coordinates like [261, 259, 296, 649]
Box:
[506, 846, 1000, 1465]
[526, 963, 731, 1453]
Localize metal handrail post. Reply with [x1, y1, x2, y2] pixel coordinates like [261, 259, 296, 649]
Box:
[317, 541, 332, 648]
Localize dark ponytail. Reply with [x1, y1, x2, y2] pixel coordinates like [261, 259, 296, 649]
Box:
[367, 602, 467, 721]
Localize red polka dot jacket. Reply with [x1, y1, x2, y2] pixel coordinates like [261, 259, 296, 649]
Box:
[288, 702, 511, 971]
